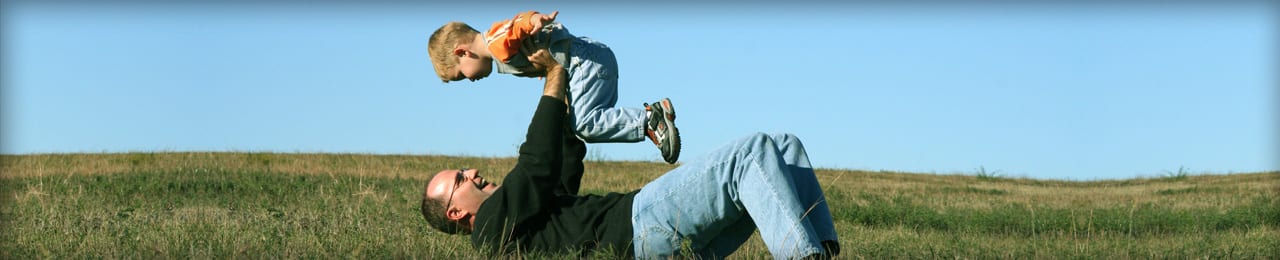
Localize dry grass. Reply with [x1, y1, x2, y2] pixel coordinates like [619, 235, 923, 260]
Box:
[1, 152, 1276, 258]
[818, 168, 1279, 210]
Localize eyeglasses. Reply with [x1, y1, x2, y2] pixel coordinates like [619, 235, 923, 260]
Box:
[443, 168, 470, 216]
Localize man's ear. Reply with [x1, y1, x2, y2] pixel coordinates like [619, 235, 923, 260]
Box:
[446, 207, 468, 221]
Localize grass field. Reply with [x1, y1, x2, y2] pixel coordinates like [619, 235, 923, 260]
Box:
[2, 152, 1277, 258]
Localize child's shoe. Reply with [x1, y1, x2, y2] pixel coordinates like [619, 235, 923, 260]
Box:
[644, 98, 681, 164]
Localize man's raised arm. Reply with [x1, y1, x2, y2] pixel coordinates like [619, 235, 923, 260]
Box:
[529, 49, 568, 105]
[471, 48, 573, 253]
[527, 48, 587, 196]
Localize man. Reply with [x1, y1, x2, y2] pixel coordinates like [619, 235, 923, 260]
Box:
[420, 49, 840, 259]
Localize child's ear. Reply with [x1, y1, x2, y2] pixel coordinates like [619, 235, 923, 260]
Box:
[452, 47, 468, 58]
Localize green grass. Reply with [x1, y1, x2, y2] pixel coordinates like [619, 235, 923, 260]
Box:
[831, 191, 1275, 236]
[2, 153, 1277, 258]
[2, 169, 444, 258]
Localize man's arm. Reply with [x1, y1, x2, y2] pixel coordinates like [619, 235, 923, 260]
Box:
[529, 48, 586, 196]
[470, 47, 574, 253]
[530, 49, 567, 105]
[555, 117, 586, 196]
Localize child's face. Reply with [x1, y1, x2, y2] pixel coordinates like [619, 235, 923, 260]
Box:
[453, 51, 493, 82]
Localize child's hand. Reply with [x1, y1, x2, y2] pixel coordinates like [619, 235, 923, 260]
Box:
[530, 11, 558, 30]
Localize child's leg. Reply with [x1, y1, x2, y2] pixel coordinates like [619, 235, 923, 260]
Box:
[566, 37, 646, 143]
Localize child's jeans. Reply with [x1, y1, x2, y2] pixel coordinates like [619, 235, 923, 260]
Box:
[630, 133, 839, 259]
[565, 37, 647, 143]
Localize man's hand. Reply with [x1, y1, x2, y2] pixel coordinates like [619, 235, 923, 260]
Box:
[528, 49, 567, 103]
[526, 48, 561, 73]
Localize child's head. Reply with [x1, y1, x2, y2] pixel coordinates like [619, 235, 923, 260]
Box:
[428, 22, 493, 83]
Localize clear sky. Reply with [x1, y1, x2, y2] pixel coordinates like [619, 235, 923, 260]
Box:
[2, 1, 1275, 180]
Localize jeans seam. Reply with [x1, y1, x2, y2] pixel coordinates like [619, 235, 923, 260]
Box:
[572, 109, 645, 142]
[634, 150, 742, 256]
[746, 139, 821, 258]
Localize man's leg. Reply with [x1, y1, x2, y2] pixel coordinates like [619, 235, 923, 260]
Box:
[699, 215, 756, 258]
[768, 133, 840, 254]
[631, 133, 826, 259]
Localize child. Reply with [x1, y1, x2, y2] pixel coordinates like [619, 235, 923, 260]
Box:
[428, 10, 681, 164]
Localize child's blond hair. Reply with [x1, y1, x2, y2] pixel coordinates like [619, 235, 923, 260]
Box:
[427, 22, 480, 82]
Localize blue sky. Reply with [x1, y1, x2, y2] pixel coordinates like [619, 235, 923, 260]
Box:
[2, 1, 1275, 180]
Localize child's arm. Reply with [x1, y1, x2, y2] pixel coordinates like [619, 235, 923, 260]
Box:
[528, 11, 558, 34]
[485, 10, 559, 64]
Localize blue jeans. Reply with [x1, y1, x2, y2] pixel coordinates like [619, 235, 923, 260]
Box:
[631, 133, 839, 259]
[565, 37, 647, 143]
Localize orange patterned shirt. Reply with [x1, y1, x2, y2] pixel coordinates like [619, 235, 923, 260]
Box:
[485, 11, 543, 63]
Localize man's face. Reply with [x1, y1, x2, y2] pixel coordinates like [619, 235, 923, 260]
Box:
[426, 168, 499, 222]
[452, 50, 493, 82]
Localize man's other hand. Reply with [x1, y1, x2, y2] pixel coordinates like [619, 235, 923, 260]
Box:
[526, 49, 562, 73]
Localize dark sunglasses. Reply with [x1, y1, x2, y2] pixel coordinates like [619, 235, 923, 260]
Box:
[443, 168, 471, 216]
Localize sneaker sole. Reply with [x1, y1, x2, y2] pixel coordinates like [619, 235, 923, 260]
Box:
[657, 99, 680, 163]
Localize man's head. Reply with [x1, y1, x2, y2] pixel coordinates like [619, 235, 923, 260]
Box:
[427, 22, 494, 83]
[420, 168, 500, 234]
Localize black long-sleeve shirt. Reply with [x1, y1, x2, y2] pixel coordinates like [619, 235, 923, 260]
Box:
[471, 96, 637, 256]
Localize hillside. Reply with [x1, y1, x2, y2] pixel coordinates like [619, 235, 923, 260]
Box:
[2, 152, 1277, 258]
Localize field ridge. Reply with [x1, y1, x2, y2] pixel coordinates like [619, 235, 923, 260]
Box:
[2, 152, 1277, 258]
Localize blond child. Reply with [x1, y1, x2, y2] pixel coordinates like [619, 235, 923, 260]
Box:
[428, 11, 680, 163]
